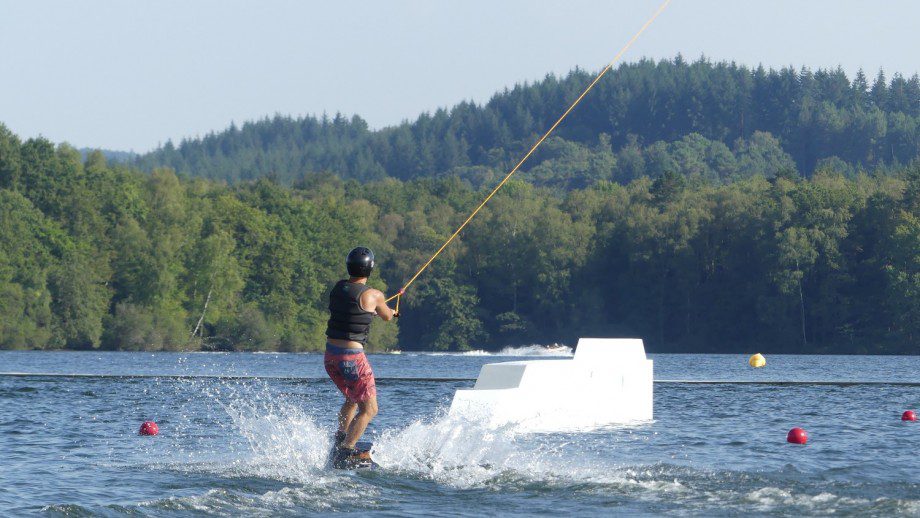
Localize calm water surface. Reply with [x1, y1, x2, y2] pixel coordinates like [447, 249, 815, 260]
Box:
[1, 349, 919, 516]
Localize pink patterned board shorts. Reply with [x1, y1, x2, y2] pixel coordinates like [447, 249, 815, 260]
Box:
[324, 344, 377, 403]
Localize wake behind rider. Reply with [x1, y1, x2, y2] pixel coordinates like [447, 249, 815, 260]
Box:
[325, 246, 398, 468]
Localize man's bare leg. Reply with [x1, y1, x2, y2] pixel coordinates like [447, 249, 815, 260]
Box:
[342, 397, 378, 449]
[337, 400, 357, 437]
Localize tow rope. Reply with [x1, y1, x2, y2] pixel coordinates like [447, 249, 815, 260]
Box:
[387, 0, 672, 307]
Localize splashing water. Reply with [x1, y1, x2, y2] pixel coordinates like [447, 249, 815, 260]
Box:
[212, 385, 331, 480]
[167, 378, 609, 493]
[370, 405, 654, 492]
[373, 410, 529, 487]
[151, 379, 333, 483]
[142, 378, 386, 512]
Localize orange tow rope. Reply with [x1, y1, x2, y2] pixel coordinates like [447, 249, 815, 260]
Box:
[387, 0, 672, 306]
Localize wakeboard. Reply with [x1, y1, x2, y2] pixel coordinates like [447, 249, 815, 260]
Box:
[328, 440, 378, 470]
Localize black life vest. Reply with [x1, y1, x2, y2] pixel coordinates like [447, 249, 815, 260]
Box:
[325, 280, 375, 344]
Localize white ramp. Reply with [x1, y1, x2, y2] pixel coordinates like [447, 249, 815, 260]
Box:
[448, 338, 653, 431]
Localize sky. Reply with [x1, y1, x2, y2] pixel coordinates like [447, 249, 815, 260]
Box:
[1, 0, 918, 152]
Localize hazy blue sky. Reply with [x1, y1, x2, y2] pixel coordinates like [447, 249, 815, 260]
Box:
[1, 0, 917, 152]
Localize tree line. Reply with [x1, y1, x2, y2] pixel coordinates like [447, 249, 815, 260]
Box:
[1, 123, 917, 353]
[136, 57, 920, 188]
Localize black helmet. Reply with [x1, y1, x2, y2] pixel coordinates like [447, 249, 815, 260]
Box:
[346, 247, 375, 277]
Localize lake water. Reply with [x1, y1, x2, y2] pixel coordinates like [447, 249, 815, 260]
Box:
[2, 349, 919, 516]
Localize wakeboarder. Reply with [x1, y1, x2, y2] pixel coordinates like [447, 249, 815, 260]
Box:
[325, 246, 398, 468]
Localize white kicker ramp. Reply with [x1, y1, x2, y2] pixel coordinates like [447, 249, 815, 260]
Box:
[448, 338, 653, 431]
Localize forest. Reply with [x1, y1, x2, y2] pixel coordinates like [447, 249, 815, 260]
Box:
[1, 124, 917, 353]
[136, 58, 920, 188]
[1, 57, 918, 353]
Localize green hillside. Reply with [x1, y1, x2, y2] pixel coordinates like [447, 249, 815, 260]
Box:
[1, 122, 918, 353]
[135, 57, 920, 187]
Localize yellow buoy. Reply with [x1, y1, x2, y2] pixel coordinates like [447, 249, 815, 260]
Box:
[749, 353, 766, 368]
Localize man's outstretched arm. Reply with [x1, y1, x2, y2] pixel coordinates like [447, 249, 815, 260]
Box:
[368, 290, 398, 321]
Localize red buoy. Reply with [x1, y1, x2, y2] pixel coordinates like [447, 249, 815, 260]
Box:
[787, 427, 807, 444]
[903, 410, 917, 422]
[139, 421, 159, 436]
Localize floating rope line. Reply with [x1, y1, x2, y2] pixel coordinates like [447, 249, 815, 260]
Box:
[387, 0, 672, 305]
[4, 373, 919, 386]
